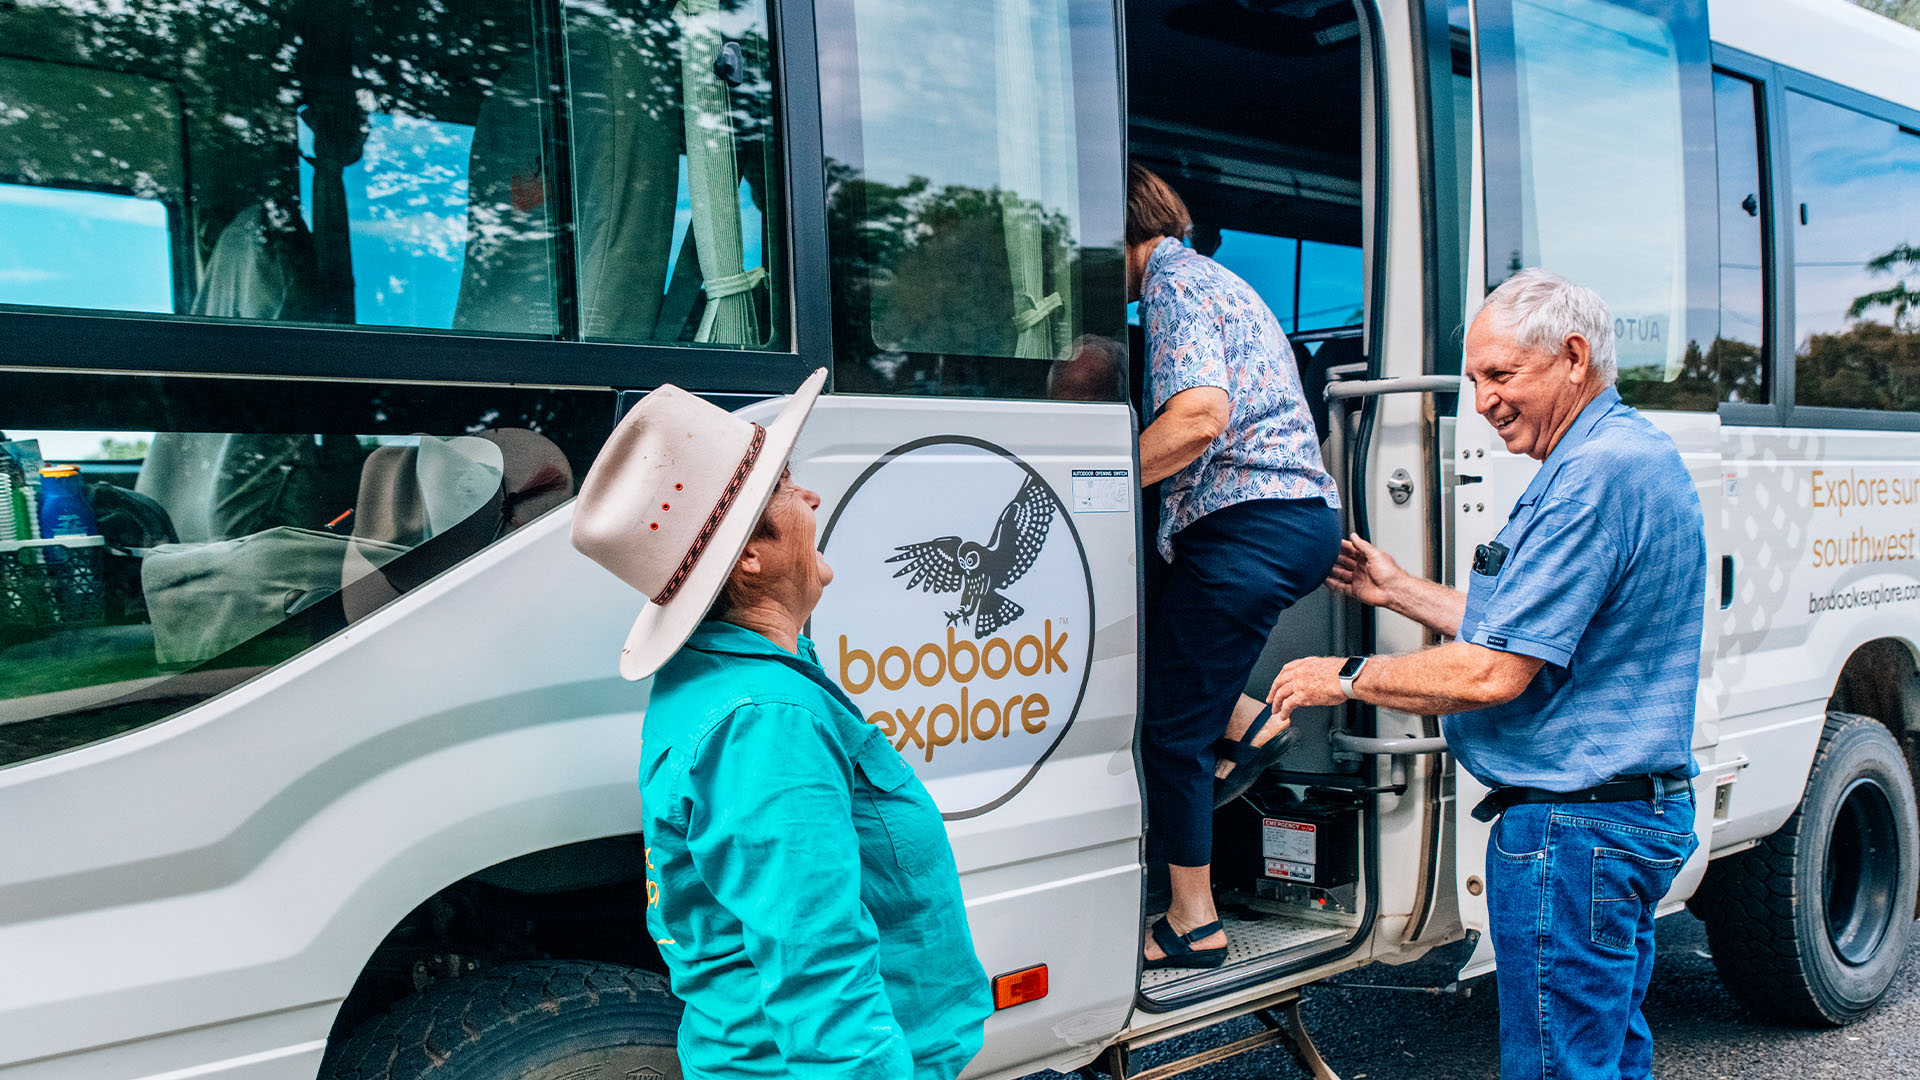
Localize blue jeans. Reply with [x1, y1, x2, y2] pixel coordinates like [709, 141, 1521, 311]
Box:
[1486, 787, 1697, 1080]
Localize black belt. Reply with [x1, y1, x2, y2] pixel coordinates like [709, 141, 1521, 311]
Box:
[1471, 774, 1692, 822]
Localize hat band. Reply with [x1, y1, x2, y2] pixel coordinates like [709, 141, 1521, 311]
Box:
[652, 422, 767, 606]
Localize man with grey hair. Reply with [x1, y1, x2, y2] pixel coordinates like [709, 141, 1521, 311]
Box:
[1264, 269, 1705, 1079]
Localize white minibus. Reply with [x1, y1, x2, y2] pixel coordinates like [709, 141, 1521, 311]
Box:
[1, 0, 1916, 1076]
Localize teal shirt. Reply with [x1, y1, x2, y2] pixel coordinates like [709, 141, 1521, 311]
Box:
[642, 621, 992, 1080]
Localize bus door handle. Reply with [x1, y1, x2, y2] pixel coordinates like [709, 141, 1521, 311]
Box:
[1328, 731, 1449, 795]
[1324, 375, 1465, 402]
[1329, 732, 1449, 756]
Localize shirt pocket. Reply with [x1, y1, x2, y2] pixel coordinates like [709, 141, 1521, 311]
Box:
[1464, 512, 1530, 614]
[855, 736, 939, 877]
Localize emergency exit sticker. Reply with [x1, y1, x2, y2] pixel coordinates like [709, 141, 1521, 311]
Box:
[1264, 818, 1320, 883]
[1263, 818, 1317, 862]
[1071, 469, 1130, 513]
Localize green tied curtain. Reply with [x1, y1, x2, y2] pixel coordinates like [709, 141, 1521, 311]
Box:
[676, 0, 764, 345]
[994, 0, 1076, 360]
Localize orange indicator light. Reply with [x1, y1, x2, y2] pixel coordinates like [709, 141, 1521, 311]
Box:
[992, 965, 1048, 1010]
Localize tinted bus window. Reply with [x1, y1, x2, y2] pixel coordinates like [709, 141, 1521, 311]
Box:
[1787, 91, 1920, 411]
[1205, 231, 1363, 337]
[295, 112, 477, 330]
[818, 0, 1126, 398]
[563, 0, 782, 348]
[1708, 72, 1768, 404]
[1478, 0, 1717, 410]
[1211, 230, 1299, 331]
[0, 0, 784, 349]
[1298, 240, 1365, 332]
[0, 2, 562, 333]
[0, 381, 609, 770]
[0, 185, 173, 313]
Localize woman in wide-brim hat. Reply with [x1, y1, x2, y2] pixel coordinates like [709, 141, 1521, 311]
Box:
[571, 369, 990, 1080]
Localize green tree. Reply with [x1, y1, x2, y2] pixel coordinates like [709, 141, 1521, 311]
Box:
[825, 161, 1083, 397]
[95, 438, 151, 461]
[1847, 243, 1920, 332]
[1798, 322, 1920, 411]
[1848, 1, 1920, 30]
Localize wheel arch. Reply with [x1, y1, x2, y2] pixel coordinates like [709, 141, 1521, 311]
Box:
[1827, 634, 1920, 892]
[322, 833, 663, 1062]
[1692, 710, 1920, 1025]
[1827, 636, 1920, 735]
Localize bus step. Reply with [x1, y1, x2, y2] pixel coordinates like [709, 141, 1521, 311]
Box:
[1095, 1000, 1340, 1080]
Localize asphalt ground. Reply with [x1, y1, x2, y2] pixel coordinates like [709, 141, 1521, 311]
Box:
[1026, 912, 1920, 1080]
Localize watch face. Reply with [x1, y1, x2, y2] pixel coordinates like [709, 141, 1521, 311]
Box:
[1338, 656, 1367, 679]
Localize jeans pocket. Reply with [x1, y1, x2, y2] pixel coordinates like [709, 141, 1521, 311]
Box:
[1491, 806, 1547, 861]
[1590, 846, 1685, 951]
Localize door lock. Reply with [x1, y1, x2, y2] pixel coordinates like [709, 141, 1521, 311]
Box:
[1386, 468, 1413, 505]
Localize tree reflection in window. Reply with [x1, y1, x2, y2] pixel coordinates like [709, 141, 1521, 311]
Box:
[818, 0, 1125, 399]
[1788, 90, 1918, 412]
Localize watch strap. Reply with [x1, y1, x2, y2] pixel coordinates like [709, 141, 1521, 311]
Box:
[1338, 655, 1369, 700]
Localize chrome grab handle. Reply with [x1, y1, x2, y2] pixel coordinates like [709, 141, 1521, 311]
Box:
[1324, 375, 1466, 402]
[1329, 731, 1449, 756]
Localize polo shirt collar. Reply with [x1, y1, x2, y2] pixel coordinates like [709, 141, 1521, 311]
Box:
[1516, 386, 1623, 506]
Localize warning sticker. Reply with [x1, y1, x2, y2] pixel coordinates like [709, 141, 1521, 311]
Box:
[1070, 469, 1130, 514]
[1266, 858, 1316, 882]
[1263, 818, 1318, 864]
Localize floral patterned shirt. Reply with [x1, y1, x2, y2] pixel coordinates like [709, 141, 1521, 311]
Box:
[1141, 236, 1340, 562]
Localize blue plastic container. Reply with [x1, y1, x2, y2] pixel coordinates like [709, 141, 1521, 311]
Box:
[37, 466, 98, 538]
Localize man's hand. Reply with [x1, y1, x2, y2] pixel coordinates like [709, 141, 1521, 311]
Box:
[1266, 655, 1347, 723]
[1325, 533, 1469, 638]
[1325, 534, 1407, 609]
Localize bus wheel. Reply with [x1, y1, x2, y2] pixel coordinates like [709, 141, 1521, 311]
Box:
[320, 960, 682, 1080]
[1694, 712, 1919, 1026]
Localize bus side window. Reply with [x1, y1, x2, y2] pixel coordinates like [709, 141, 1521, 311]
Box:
[1786, 92, 1920, 412]
[0, 56, 184, 314]
[816, 0, 1127, 400]
[1709, 72, 1769, 406]
[0, 421, 577, 771]
[1477, 0, 1719, 411]
[0, 1, 563, 337]
[559, 0, 783, 349]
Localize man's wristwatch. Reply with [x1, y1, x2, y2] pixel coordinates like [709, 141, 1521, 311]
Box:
[1337, 655, 1370, 700]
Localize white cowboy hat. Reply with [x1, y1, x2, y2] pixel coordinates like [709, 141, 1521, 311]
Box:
[571, 368, 828, 680]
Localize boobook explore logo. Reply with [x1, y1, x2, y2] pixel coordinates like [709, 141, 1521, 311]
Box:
[812, 436, 1094, 818]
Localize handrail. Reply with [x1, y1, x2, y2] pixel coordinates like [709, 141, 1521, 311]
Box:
[1324, 375, 1465, 401]
[1329, 731, 1449, 756]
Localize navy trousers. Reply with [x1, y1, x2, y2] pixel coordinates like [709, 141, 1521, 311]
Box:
[1143, 497, 1341, 867]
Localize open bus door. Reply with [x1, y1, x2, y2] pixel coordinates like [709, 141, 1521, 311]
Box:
[722, 390, 1148, 1073]
[1452, 0, 1724, 980]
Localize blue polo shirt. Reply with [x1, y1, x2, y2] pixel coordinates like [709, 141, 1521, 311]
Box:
[1445, 387, 1705, 791]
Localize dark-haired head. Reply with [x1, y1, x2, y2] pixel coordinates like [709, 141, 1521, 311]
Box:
[1126, 164, 1191, 248]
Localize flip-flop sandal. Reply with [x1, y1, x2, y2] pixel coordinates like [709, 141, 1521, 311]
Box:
[1144, 916, 1228, 970]
[1213, 705, 1297, 808]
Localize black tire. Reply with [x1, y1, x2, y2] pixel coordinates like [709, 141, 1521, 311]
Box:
[1694, 711, 1920, 1025]
[320, 960, 683, 1080]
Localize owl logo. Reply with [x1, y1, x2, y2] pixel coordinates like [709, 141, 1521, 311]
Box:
[884, 475, 1055, 638]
